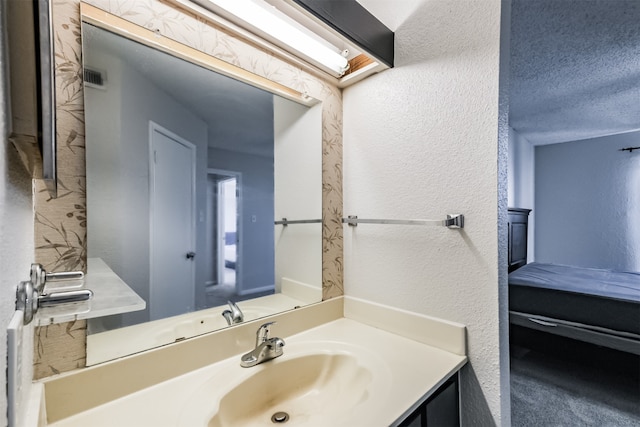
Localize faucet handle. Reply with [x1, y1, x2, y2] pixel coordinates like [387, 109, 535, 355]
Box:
[30, 263, 84, 293]
[256, 321, 276, 345]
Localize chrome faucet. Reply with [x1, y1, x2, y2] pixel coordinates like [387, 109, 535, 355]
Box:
[222, 301, 244, 325]
[240, 322, 285, 368]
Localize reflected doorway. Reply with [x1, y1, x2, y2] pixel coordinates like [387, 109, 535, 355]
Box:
[206, 169, 241, 306]
[219, 176, 237, 287]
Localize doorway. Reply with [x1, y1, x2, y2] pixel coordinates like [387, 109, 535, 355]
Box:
[206, 169, 241, 303]
[218, 176, 238, 286]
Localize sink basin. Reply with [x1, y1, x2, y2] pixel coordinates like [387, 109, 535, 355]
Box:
[180, 342, 391, 427]
[211, 354, 370, 426]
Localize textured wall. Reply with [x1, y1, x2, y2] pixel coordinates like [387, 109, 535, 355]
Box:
[535, 131, 640, 271]
[35, 0, 343, 378]
[0, 0, 36, 419]
[344, 0, 506, 424]
[0, 139, 37, 426]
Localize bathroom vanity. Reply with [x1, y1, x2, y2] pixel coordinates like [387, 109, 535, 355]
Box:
[28, 297, 466, 426]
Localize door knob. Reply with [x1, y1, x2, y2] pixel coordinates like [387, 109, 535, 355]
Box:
[186, 252, 196, 259]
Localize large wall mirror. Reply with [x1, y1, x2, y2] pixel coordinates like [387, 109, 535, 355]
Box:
[82, 13, 323, 365]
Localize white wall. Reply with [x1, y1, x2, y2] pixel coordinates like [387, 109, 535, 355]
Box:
[0, 5, 35, 422]
[508, 127, 535, 261]
[208, 147, 275, 294]
[535, 131, 640, 271]
[344, 0, 506, 424]
[204, 175, 217, 287]
[85, 52, 208, 328]
[274, 98, 322, 291]
[0, 127, 34, 427]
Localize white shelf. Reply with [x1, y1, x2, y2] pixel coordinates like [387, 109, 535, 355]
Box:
[34, 258, 146, 326]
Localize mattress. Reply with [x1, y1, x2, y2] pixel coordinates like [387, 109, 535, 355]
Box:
[509, 263, 640, 336]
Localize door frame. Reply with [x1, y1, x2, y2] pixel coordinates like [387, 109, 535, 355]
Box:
[207, 168, 242, 289]
[149, 121, 197, 319]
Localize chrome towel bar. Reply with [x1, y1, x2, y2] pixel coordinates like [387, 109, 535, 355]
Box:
[275, 218, 322, 226]
[274, 214, 465, 229]
[343, 214, 464, 229]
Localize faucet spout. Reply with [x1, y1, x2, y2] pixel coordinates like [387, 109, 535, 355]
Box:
[222, 301, 244, 325]
[241, 322, 285, 368]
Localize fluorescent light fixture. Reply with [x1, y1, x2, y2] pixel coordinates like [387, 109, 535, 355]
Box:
[196, 0, 350, 76]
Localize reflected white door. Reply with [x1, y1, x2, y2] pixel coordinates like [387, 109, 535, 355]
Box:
[149, 123, 196, 320]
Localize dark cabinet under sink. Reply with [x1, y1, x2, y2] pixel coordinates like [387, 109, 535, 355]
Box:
[396, 373, 460, 427]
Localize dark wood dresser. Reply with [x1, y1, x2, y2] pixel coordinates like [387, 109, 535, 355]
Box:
[508, 208, 531, 272]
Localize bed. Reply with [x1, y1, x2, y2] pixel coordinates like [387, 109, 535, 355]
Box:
[507, 209, 640, 355]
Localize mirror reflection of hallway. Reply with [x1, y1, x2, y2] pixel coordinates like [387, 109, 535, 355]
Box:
[205, 170, 274, 308]
[220, 177, 237, 287]
[205, 170, 238, 306]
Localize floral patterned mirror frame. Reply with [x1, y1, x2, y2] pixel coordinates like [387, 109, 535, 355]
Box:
[32, 0, 343, 379]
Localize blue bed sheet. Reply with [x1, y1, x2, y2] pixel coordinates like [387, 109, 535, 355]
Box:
[509, 262, 640, 303]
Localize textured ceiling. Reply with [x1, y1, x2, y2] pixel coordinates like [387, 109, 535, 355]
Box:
[510, 0, 640, 145]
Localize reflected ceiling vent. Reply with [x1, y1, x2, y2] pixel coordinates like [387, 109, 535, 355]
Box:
[83, 67, 106, 89]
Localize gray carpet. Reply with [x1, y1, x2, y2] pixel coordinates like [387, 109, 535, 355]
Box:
[510, 330, 640, 426]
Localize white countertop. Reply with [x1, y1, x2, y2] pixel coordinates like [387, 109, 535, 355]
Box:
[38, 297, 466, 427]
[48, 318, 466, 427]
